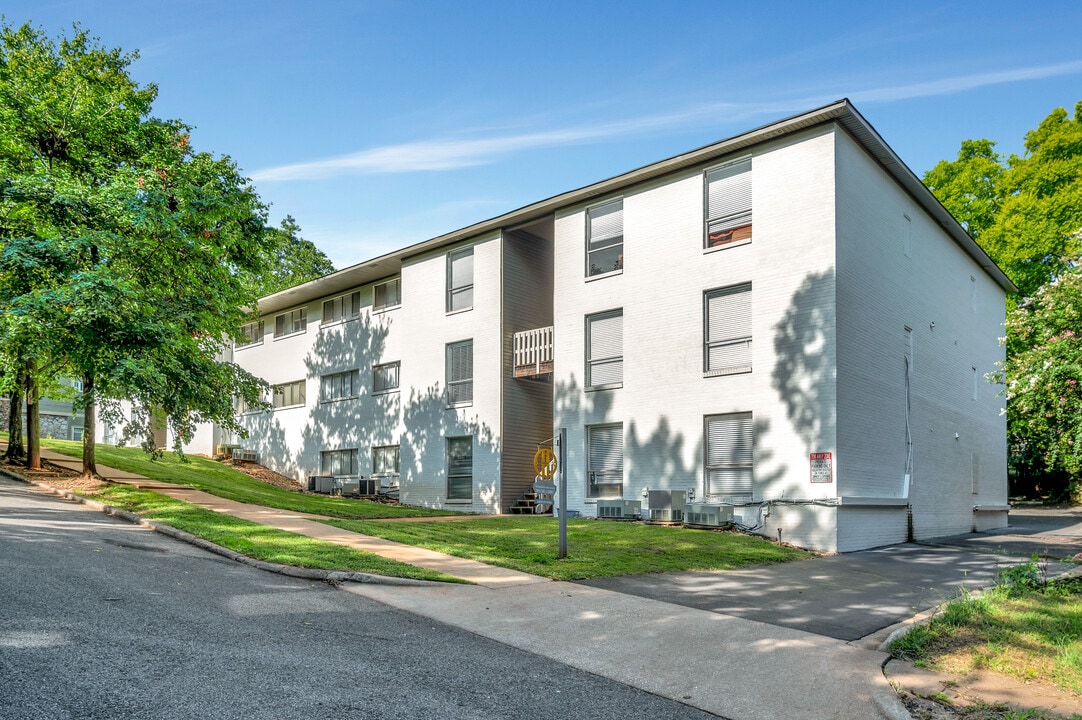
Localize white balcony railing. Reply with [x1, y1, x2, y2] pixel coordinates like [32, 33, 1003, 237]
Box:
[513, 326, 554, 378]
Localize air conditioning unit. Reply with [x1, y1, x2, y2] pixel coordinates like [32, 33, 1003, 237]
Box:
[231, 448, 259, 462]
[596, 499, 642, 519]
[684, 503, 734, 528]
[337, 477, 376, 496]
[308, 475, 335, 494]
[646, 490, 686, 523]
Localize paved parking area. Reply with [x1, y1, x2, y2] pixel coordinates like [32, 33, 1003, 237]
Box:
[581, 507, 1082, 642]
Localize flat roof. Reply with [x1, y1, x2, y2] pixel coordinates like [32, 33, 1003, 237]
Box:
[257, 99, 1015, 315]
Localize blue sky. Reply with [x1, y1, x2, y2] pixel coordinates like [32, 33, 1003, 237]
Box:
[6, 1, 1082, 269]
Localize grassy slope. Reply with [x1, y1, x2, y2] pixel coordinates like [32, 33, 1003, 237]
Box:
[82, 483, 462, 583]
[326, 516, 812, 581]
[44, 439, 454, 519]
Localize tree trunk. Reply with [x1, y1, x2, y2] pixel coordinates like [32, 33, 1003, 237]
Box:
[25, 363, 40, 471]
[81, 373, 97, 477]
[4, 384, 25, 461]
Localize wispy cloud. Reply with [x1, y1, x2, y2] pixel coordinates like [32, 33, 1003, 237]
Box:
[250, 59, 1082, 182]
[850, 59, 1082, 103]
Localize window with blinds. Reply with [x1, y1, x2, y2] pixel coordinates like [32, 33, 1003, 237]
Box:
[447, 247, 474, 312]
[587, 424, 623, 498]
[321, 448, 357, 476]
[586, 310, 623, 388]
[705, 412, 753, 499]
[374, 277, 401, 311]
[320, 370, 358, 401]
[272, 380, 306, 408]
[373, 445, 400, 477]
[446, 341, 473, 406]
[322, 291, 361, 325]
[236, 320, 264, 348]
[705, 158, 752, 248]
[446, 436, 473, 500]
[274, 307, 307, 338]
[587, 199, 623, 277]
[704, 283, 752, 375]
[373, 361, 400, 393]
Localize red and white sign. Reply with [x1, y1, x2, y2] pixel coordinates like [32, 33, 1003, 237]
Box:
[810, 452, 833, 483]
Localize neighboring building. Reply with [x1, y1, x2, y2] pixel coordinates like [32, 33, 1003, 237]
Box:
[219, 100, 1013, 552]
[0, 378, 86, 441]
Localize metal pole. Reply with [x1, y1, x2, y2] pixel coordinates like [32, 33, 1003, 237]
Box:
[558, 427, 567, 559]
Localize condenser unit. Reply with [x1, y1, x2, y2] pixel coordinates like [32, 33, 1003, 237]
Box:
[646, 490, 686, 523]
[231, 448, 259, 462]
[684, 503, 734, 528]
[596, 499, 642, 519]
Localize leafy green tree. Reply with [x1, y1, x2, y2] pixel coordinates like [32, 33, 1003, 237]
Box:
[925, 102, 1082, 298]
[0, 22, 271, 476]
[927, 101, 1082, 498]
[257, 215, 335, 296]
[995, 263, 1082, 497]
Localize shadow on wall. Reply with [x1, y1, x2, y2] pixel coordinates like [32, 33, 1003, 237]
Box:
[299, 312, 395, 480]
[626, 417, 698, 493]
[401, 384, 498, 509]
[772, 269, 837, 452]
[552, 375, 613, 494]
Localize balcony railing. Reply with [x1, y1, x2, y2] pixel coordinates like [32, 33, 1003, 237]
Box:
[513, 326, 553, 378]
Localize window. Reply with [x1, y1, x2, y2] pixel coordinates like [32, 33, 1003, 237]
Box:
[321, 449, 357, 476]
[587, 424, 623, 498]
[274, 308, 307, 338]
[374, 278, 401, 311]
[705, 158, 752, 248]
[236, 395, 257, 414]
[704, 283, 752, 375]
[705, 412, 753, 499]
[587, 199, 623, 277]
[237, 320, 264, 348]
[322, 292, 360, 325]
[321, 370, 358, 402]
[373, 361, 400, 394]
[447, 247, 474, 312]
[446, 436, 473, 501]
[586, 310, 623, 389]
[272, 380, 306, 409]
[372, 445, 400, 478]
[446, 341, 473, 406]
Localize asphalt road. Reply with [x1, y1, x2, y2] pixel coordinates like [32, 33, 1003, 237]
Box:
[581, 511, 1082, 642]
[0, 478, 714, 720]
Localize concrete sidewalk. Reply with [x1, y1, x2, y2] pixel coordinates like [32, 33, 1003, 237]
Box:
[23, 448, 910, 719]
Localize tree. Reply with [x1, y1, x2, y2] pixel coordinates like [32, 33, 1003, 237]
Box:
[995, 262, 1082, 497]
[0, 22, 272, 476]
[257, 215, 335, 296]
[925, 102, 1082, 298]
[926, 101, 1082, 498]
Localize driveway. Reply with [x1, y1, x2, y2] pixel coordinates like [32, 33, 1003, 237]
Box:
[580, 507, 1082, 642]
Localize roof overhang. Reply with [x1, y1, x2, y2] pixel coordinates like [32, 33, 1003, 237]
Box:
[256, 99, 1015, 315]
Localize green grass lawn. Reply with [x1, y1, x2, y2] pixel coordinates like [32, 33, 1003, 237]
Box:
[324, 516, 813, 580]
[891, 560, 1082, 698]
[81, 483, 462, 583]
[43, 439, 455, 520]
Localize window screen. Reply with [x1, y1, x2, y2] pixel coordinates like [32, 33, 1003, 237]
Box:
[705, 159, 752, 248]
[373, 362, 400, 393]
[321, 449, 357, 476]
[587, 199, 623, 277]
[705, 412, 753, 498]
[322, 292, 361, 324]
[705, 284, 752, 374]
[321, 370, 358, 401]
[374, 278, 401, 311]
[587, 424, 623, 498]
[446, 436, 473, 500]
[587, 310, 623, 387]
[447, 248, 474, 312]
[272, 380, 306, 408]
[446, 341, 473, 405]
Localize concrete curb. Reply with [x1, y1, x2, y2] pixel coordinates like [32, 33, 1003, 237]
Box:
[0, 466, 439, 587]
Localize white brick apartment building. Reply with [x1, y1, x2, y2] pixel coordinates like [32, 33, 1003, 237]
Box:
[196, 100, 1013, 553]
